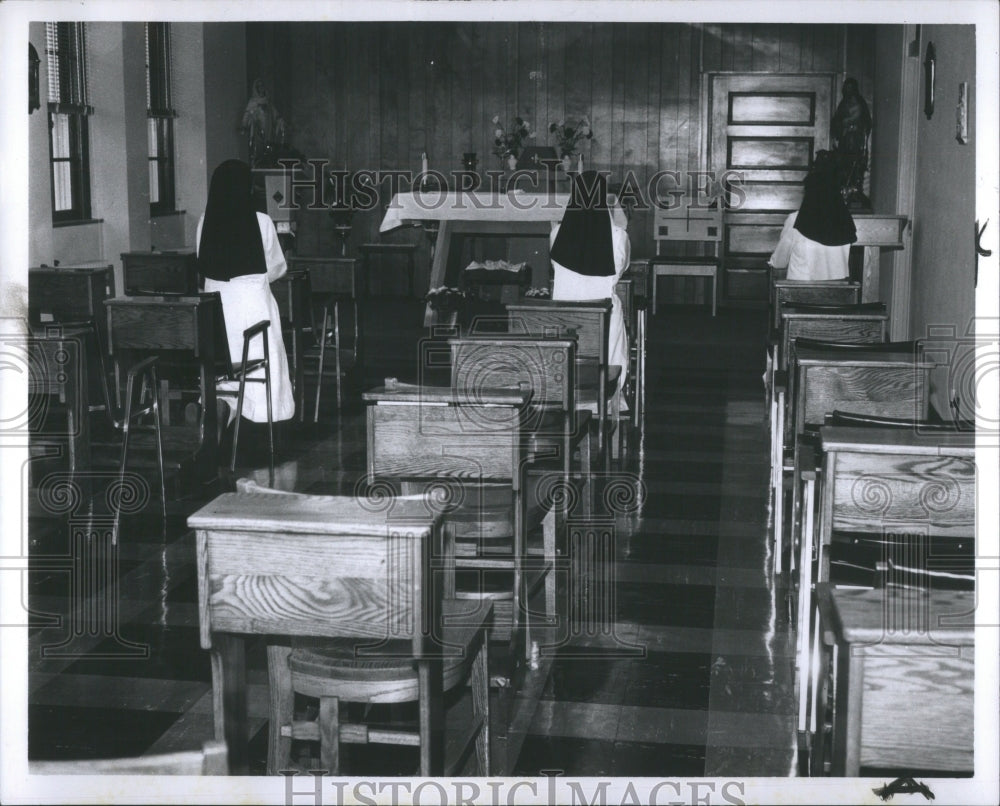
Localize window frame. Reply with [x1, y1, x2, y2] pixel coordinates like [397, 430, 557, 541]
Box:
[46, 22, 92, 224]
[146, 22, 177, 216]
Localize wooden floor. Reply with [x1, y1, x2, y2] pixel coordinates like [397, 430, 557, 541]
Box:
[26, 301, 797, 776]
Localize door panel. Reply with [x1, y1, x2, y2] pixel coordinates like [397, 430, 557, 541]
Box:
[709, 73, 834, 304]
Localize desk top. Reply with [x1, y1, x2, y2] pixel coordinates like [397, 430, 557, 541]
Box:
[828, 586, 974, 645]
[819, 425, 976, 456]
[795, 346, 935, 369]
[189, 490, 439, 535]
[30, 262, 113, 273]
[363, 383, 530, 406]
[381, 191, 628, 232]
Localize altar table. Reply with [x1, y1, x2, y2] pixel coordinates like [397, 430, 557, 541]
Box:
[381, 191, 628, 326]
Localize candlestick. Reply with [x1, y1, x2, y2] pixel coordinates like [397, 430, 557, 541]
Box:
[421, 152, 428, 189]
[577, 153, 584, 173]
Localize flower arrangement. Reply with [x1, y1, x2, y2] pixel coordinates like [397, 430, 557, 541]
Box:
[524, 286, 551, 299]
[425, 286, 468, 312]
[549, 116, 593, 158]
[491, 115, 534, 159]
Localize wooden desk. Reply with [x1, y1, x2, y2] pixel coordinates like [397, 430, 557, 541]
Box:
[121, 251, 199, 296]
[28, 324, 92, 479]
[853, 214, 907, 303]
[29, 264, 114, 355]
[189, 491, 442, 774]
[105, 295, 224, 474]
[814, 585, 974, 776]
[380, 192, 627, 326]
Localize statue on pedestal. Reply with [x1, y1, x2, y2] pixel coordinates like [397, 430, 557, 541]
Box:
[241, 78, 287, 169]
[831, 77, 873, 210]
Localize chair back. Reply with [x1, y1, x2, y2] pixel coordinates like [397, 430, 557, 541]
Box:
[122, 251, 199, 296]
[30, 740, 228, 775]
[364, 385, 526, 486]
[506, 299, 611, 364]
[771, 279, 861, 332]
[653, 202, 723, 256]
[780, 303, 888, 373]
[449, 336, 576, 412]
[818, 427, 975, 541]
[192, 490, 442, 652]
[793, 342, 933, 436]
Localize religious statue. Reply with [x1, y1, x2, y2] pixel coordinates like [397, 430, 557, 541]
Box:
[831, 77, 873, 210]
[241, 78, 287, 169]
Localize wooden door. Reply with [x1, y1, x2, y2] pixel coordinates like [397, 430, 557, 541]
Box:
[707, 73, 834, 304]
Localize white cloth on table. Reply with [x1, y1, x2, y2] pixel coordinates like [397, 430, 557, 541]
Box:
[550, 211, 631, 410]
[768, 211, 850, 282]
[196, 211, 295, 423]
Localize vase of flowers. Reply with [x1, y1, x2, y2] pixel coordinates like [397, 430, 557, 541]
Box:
[549, 116, 593, 162]
[492, 115, 534, 169]
[425, 286, 468, 326]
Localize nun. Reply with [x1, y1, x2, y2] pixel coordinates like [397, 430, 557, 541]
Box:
[768, 150, 858, 281]
[196, 159, 295, 430]
[550, 170, 631, 408]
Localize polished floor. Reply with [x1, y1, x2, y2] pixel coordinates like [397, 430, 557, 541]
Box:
[26, 300, 796, 776]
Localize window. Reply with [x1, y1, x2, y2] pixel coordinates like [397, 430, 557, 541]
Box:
[146, 22, 176, 215]
[46, 22, 92, 224]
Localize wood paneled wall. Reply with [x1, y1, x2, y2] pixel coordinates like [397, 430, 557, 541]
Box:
[246, 22, 875, 283]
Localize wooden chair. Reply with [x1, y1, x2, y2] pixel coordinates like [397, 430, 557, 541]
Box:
[650, 202, 722, 316]
[190, 489, 490, 776]
[220, 320, 274, 478]
[450, 335, 590, 600]
[782, 341, 934, 736]
[363, 382, 551, 670]
[287, 256, 364, 419]
[506, 299, 618, 468]
[121, 251, 200, 296]
[30, 740, 228, 775]
[450, 334, 590, 506]
[769, 303, 888, 575]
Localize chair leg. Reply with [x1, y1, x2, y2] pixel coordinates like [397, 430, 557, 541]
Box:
[318, 696, 341, 774]
[266, 644, 293, 775]
[314, 306, 329, 423]
[471, 631, 491, 776]
[264, 340, 274, 486]
[334, 301, 342, 410]
[113, 372, 137, 546]
[149, 368, 167, 525]
[231, 376, 247, 473]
